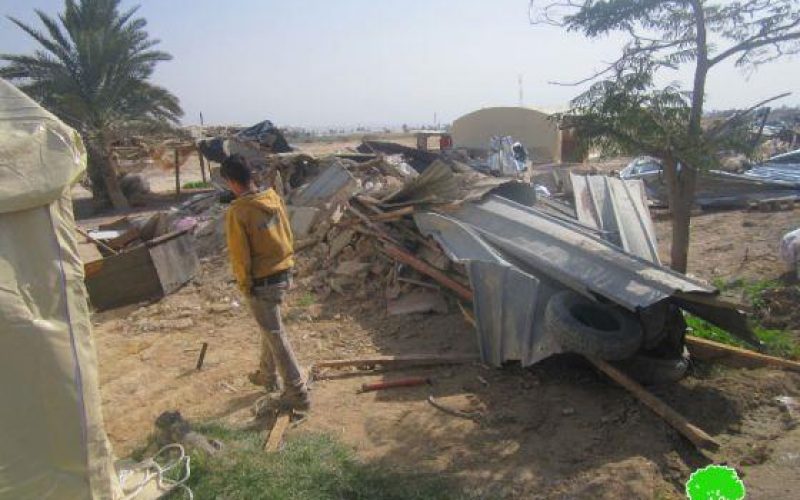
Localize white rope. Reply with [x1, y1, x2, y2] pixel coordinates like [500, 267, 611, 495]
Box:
[119, 443, 194, 500]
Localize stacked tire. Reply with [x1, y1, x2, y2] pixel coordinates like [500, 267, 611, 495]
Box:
[545, 290, 689, 385]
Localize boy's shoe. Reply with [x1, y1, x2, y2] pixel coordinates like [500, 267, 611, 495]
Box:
[280, 388, 311, 412]
[248, 370, 281, 392]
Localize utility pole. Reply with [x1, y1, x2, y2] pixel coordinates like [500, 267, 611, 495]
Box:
[518, 74, 524, 107]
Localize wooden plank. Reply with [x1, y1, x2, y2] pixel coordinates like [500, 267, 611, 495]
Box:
[346, 205, 401, 245]
[149, 231, 199, 294]
[75, 226, 118, 255]
[588, 357, 720, 451]
[381, 243, 474, 301]
[174, 148, 181, 200]
[353, 199, 441, 252]
[457, 301, 477, 328]
[198, 149, 208, 183]
[369, 206, 415, 222]
[312, 354, 478, 372]
[84, 246, 163, 310]
[264, 411, 291, 452]
[686, 335, 800, 372]
[146, 228, 192, 248]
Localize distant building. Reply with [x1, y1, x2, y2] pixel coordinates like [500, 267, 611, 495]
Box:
[451, 106, 567, 163]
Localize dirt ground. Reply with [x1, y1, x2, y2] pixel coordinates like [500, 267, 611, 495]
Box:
[82, 151, 800, 499]
[653, 209, 798, 284]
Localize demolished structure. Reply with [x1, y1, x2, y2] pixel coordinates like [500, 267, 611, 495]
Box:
[83, 145, 763, 375]
[621, 154, 800, 209]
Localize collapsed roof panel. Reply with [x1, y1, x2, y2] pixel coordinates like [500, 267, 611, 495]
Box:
[414, 212, 561, 367]
[444, 196, 760, 346]
[381, 160, 512, 208]
[571, 174, 660, 263]
[290, 159, 359, 208]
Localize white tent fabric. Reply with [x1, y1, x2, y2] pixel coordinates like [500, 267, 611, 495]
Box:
[0, 79, 120, 498]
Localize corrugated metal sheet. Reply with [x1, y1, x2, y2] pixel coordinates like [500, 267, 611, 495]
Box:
[743, 164, 800, 185]
[640, 168, 800, 208]
[381, 160, 511, 208]
[447, 196, 759, 345]
[414, 212, 561, 366]
[571, 174, 660, 263]
[290, 160, 359, 208]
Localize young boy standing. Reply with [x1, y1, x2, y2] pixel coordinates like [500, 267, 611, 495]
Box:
[220, 154, 309, 410]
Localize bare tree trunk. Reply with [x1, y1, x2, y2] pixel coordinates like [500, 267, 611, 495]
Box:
[663, 158, 696, 273]
[86, 139, 129, 211]
[662, 0, 708, 274]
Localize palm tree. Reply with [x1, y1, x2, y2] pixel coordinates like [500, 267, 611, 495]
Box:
[1, 0, 183, 209]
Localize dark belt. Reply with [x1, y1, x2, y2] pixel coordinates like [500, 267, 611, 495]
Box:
[252, 269, 290, 287]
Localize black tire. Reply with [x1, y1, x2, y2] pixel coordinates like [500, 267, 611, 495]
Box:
[614, 348, 690, 385]
[545, 290, 643, 361]
[639, 303, 669, 350]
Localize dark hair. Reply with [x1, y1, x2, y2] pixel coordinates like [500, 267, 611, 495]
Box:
[220, 154, 252, 186]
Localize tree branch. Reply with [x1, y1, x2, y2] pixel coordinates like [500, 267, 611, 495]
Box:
[706, 92, 792, 139]
[709, 27, 800, 67]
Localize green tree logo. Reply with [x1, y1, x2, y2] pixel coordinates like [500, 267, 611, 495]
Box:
[686, 465, 746, 500]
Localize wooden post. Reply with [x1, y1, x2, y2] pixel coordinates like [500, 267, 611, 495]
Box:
[686, 335, 800, 372]
[264, 411, 291, 452]
[174, 148, 181, 200]
[198, 150, 208, 184]
[196, 342, 209, 370]
[381, 243, 473, 301]
[312, 354, 478, 373]
[75, 226, 118, 255]
[588, 357, 720, 450]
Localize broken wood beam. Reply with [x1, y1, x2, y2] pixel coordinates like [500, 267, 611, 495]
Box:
[196, 342, 208, 370]
[427, 395, 482, 423]
[457, 301, 477, 328]
[381, 243, 474, 301]
[174, 148, 181, 200]
[264, 411, 291, 452]
[588, 357, 720, 451]
[397, 277, 440, 290]
[198, 149, 208, 183]
[359, 377, 431, 393]
[354, 199, 441, 252]
[369, 206, 415, 222]
[312, 354, 477, 373]
[686, 335, 800, 372]
[75, 226, 119, 255]
[346, 204, 402, 246]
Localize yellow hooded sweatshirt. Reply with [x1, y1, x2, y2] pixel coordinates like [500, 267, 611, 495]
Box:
[225, 189, 295, 294]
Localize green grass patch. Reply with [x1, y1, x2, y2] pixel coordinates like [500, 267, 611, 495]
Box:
[712, 278, 781, 309]
[182, 181, 212, 189]
[696, 278, 800, 358]
[685, 314, 800, 360]
[164, 425, 466, 500]
[295, 292, 316, 308]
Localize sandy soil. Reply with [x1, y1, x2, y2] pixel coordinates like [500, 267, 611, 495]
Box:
[92, 249, 800, 498]
[653, 209, 798, 284]
[82, 150, 800, 498]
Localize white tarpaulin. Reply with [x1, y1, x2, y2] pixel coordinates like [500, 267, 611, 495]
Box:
[0, 79, 120, 498]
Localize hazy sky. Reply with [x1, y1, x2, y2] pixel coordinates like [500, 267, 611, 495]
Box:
[2, 0, 799, 128]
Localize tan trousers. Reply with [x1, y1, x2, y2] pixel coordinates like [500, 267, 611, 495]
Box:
[247, 279, 306, 394]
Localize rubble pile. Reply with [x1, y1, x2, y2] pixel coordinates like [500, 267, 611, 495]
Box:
[82, 143, 763, 374]
[265, 154, 473, 316]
